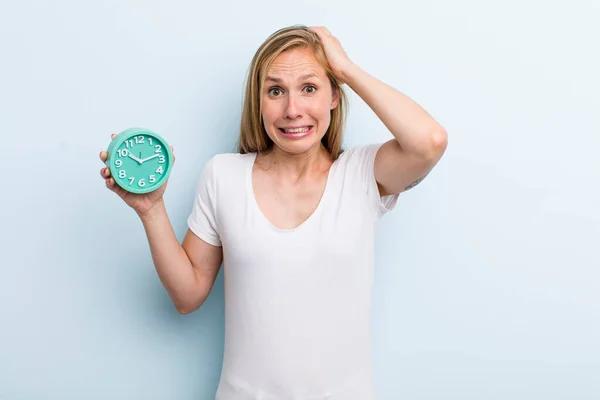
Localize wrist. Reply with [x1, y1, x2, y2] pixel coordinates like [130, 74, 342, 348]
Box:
[137, 199, 166, 222]
[341, 62, 363, 87]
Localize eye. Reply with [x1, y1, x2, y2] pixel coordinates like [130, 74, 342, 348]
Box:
[304, 85, 317, 94]
[268, 87, 283, 96]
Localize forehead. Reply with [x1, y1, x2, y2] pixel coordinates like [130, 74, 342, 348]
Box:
[264, 47, 326, 80]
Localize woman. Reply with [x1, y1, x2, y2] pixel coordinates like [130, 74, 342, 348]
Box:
[100, 25, 447, 400]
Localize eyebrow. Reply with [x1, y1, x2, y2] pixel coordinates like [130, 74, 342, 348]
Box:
[265, 73, 319, 83]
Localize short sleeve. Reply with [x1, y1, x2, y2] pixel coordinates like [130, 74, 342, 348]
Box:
[344, 143, 399, 218]
[187, 156, 221, 246]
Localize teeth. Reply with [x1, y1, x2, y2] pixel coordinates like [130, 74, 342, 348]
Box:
[283, 127, 309, 133]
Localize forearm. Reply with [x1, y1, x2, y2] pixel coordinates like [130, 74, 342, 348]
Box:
[138, 201, 200, 310]
[344, 63, 445, 156]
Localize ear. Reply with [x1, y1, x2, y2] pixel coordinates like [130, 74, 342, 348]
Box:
[330, 87, 340, 110]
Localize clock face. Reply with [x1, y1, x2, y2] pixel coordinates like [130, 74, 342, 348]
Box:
[109, 132, 171, 193]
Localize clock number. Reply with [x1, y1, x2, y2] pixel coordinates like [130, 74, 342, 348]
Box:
[156, 166, 164, 174]
[135, 135, 145, 144]
[128, 177, 135, 185]
[159, 155, 165, 163]
[125, 139, 134, 148]
[118, 170, 126, 178]
[138, 179, 146, 187]
[148, 138, 153, 146]
[149, 175, 156, 183]
[115, 159, 122, 168]
[117, 149, 128, 157]
[155, 144, 162, 153]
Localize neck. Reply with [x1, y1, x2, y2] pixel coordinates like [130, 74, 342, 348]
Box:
[261, 143, 331, 180]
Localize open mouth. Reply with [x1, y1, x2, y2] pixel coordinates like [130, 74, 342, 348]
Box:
[278, 125, 313, 138]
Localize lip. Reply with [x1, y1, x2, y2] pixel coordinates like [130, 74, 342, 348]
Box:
[278, 125, 313, 139]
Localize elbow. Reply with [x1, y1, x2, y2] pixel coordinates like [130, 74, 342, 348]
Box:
[176, 305, 195, 315]
[176, 303, 199, 315]
[432, 127, 448, 151]
[172, 276, 212, 315]
[174, 297, 205, 315]
[420, 127, 448, 160]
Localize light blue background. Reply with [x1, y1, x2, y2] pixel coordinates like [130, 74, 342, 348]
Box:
[1, 0, 599, 399]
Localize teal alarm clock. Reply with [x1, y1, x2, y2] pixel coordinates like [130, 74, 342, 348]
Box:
[105, 128, 174, 194]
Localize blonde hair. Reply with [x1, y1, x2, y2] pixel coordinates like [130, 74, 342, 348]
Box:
[237, 25, 348, 160]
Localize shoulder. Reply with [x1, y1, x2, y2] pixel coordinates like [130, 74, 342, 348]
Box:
[200, 152, 254, 178]
[335, 143, 384, 173]
[330, 143, 383, 197]
[204, 152, 252, 169]
[333, 143, 398, 216]
[194, 152, 254, 198]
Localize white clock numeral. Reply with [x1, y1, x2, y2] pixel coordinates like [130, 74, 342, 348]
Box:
[128, 177, 135, 185]
[115, 159, 122, 168]
[159, 155, 165, 163]
[148, 138, 153, 146]
[149, 175, 156, 183]
[135, 135, 145, 144]
[138, 179, 146, 187]
[156, 166, 164, 174]
[154, 144, 162, 153]
[117, 149, 128, 157]
[125, 139, 134, 148]
[119, 170, 126, 178]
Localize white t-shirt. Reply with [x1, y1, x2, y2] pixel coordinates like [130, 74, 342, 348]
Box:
[187, 143, 399, 400]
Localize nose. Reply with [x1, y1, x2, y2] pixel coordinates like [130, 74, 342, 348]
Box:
[284, 93, 302, 120]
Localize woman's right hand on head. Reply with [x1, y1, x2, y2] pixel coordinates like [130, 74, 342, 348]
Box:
[99, 133, 176, 217]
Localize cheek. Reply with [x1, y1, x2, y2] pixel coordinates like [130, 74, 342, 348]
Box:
[261, 102, 279, 124]
[308, 97, 333, 121]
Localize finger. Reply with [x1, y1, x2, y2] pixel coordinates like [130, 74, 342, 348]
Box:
[99, 151, 107, 162]
[310, 26, 327, 36]
[311, 28, 328, 43]
[308, 26, 321, 35]
[105, 176, 115, 190]
[105, 177, 123, 195]
[100, 167, 111, 178]
[111, 133, 116, 139]
[112, 183, 126, 197]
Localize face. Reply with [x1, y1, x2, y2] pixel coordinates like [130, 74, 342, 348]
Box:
[110, 132, 170, 193]
[261, 47, 339, 156]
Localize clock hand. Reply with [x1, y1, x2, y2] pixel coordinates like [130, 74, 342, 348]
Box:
[140, 154, 160, 163]
[127, 153, 142, 164]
